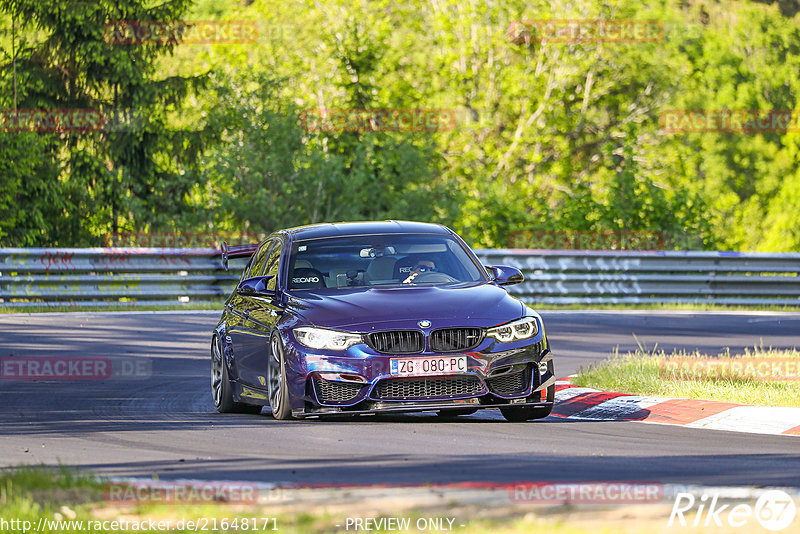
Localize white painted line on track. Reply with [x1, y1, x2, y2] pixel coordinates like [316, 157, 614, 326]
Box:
[554, 387, 599, 402]
[577, 395, 667, 420]
[686, 406, 800, 435]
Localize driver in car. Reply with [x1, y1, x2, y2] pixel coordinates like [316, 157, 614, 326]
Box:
[402, 259, 437, 284]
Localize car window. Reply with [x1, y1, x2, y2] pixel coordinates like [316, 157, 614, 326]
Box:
[263, 240, 283, 290]
[246, 240, 273, 279]
[239, 256, 254, 283]
[287, 233, 486, 290]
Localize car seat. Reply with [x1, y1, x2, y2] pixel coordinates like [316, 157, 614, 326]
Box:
[365, 256, 397, 282]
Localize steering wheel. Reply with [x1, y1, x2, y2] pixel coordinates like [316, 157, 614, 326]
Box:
[412, 271, 458, 284]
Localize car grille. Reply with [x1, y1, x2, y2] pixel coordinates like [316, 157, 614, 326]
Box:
[367, 330, 424, 354]
[372, 375, 483, 400]
[486, 366, 531, 396]
[430, 328, 483, 352]
[314, 378, 365, 403]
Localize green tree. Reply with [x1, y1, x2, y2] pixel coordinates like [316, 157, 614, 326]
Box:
[0, 0, 210, 245]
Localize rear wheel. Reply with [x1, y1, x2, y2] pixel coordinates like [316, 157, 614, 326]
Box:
[268, 334, 293, 420]
[211, 336, 262, 414]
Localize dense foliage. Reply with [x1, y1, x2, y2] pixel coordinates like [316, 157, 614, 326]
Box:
[1, 0, 798, 249]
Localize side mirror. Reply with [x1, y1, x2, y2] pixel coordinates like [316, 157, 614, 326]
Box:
[487, 265, 524, 286]
[237, 275, 275, 295]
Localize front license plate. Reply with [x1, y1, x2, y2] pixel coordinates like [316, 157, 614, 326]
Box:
[390, 356, 467, 377]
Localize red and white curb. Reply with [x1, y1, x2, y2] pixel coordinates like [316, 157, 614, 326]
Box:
[106, 477, 800, 506]
[553, 376, 800, 437]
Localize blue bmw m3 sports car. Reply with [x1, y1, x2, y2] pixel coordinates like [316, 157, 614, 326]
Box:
[211, 221, 554, 421]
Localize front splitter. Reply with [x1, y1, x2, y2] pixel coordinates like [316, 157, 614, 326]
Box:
[294, 401, 554, 419]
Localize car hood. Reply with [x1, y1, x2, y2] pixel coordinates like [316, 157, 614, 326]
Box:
[286, 282, 525, 330]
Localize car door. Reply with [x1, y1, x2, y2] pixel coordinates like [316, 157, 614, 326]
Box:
[228, 238, 285, 390]
[226, 239, 272, 388]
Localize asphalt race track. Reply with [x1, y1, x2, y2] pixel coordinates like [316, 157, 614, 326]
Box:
[2, 311, 800, 488]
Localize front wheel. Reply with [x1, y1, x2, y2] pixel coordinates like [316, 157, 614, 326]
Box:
[500, 405, 542, 422]
[500, 385, 556, 423]
[501, 380, 555, 422]
[268, 334, 293, 420]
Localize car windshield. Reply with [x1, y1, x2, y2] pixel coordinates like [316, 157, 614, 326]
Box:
[287, 233, 486, 290]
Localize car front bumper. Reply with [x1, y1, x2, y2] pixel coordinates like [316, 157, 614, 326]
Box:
[282, 331, 554, 417]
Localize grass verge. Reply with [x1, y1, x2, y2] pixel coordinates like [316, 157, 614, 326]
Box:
[0, 466, 697, 533]
[573, 346, 800, 407]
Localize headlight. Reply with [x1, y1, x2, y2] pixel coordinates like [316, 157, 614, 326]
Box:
[293, 327, 362, 350]
[486, 317, 539, 343]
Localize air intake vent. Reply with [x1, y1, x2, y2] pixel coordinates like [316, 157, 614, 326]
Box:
[314, 378, 364, 403]
[430, 328, 483, 352]
[486, 366, 531, 396]
[373, 376, 483, 400]
[367, 330, 424, 354]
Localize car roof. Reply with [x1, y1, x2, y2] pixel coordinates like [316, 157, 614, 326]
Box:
[282, 220, 452, 240]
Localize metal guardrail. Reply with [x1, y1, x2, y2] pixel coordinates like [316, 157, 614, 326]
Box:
[0, 248, 245, 308]
[0, 248, 798, 307]
[477, 249, 800, 306]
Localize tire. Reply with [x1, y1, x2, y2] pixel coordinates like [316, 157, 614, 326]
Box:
[436, 408, 479, 418]
[211, 336, 262, 414]
[500, 381, 555, 422]
[268, 333, 293, 420]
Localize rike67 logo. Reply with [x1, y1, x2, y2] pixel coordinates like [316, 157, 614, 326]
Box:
[669, 490, 796, 531]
